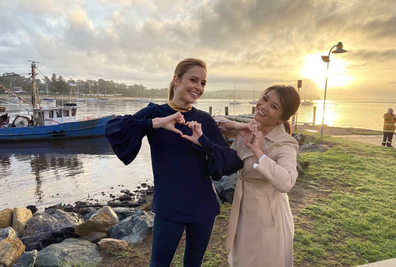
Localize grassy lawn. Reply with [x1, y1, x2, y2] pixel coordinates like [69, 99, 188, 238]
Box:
[293, 135, 396, 266]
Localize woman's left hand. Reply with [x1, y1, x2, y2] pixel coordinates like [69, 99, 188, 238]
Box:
[182, 121, 203, 146]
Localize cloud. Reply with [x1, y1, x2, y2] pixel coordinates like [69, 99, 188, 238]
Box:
[1, 0, 396, 100]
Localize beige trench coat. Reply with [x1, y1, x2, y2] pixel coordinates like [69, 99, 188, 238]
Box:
[226, 123, 299, 267]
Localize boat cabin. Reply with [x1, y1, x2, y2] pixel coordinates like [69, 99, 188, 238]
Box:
[33, 103, 79, 126]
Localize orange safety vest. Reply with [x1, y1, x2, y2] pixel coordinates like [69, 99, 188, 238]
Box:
[383, 113, 396, 132]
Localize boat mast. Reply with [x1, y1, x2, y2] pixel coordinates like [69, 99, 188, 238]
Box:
[29, 60, 40, 109]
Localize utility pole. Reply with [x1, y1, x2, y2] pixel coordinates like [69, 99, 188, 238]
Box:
[28, 60, 40, 109]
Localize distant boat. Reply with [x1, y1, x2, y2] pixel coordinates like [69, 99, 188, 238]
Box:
[301, 86, 313, 106]
[41, 97, 56, 107]
[0, 61, 115, 142]
[230, 86, 241, 105]
[248, 87, 257, 104]
[135, 98, 153, 103]
[301, 100, 313, 106]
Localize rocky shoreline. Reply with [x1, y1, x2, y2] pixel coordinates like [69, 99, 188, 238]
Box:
[0, 182, 156, 267]
[0, 176, 242, 267]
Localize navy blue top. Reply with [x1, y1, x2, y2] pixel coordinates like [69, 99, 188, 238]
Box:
[105, 103, 243, 223]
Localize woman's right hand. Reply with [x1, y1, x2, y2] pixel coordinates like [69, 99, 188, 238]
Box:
[152, 112, 185, 136]
[235, 123, 259, 145]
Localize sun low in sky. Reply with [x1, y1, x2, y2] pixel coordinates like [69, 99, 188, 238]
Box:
[0, 0, 395, 101]
[301, 54, 353, 89]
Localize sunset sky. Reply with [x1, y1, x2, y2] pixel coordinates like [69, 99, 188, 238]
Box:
[1, 0, 395, 100]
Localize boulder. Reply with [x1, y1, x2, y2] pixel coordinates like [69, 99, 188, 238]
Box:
[0, 209, 13, 229]
[0, 228, 16, 241]
[35, 238, 102, 267]
[98, 238, 129, 253]
[96, 206, 119, 226]
[107, 209, 154, 244]
[112, 207, 135, 221]
[79, 231, 108, 244]
[11, 250, 37, 267]
[12, 208, 32, 236]
[20, 209, 82, 251]
[0, 237, 25, 267]
[74, 213, 112, 236]
[214, 173, 237, 204]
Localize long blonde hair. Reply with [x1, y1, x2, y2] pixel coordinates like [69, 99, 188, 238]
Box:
[168, 58, 207, 101]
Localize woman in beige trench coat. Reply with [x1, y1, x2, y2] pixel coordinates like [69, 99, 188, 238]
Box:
[216, 85, 301, 267]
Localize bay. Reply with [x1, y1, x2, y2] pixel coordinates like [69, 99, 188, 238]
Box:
[0, 97, 393, 211]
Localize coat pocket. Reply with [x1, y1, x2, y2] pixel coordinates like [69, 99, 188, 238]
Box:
[258, 195, 275, 229]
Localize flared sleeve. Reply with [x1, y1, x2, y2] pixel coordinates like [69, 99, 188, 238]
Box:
[195, 133, 243, 181]
[105, 115, 153, 165]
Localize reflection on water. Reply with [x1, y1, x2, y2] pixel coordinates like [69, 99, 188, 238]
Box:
[0, 137, 153, 211]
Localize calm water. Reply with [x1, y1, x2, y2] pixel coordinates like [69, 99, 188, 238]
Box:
[0, 98, 394, 210]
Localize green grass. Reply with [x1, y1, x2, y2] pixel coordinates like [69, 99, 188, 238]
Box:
[293, 135, 396, 266]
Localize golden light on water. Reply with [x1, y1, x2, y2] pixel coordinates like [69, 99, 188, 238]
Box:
[301, 54, 352, 89]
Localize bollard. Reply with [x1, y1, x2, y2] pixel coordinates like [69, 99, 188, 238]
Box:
[225, 106, 229, 116]
[209, 106, 212, 115]
[252, 106, 255, 114]
[313, 106, 316, 126]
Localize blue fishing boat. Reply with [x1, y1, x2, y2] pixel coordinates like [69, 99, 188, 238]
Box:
[0, 61, 115, 142]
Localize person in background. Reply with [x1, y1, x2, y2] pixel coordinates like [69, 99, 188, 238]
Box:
[105, 58, 243, 267]
[382, 108, 396, 147]
[216, 85, 300, 267]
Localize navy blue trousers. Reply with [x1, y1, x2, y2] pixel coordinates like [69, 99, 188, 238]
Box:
[149, 215, 215, 267]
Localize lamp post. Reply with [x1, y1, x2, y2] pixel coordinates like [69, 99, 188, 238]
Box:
[320, 42, 347, 134]
[295, 80, 302, 130]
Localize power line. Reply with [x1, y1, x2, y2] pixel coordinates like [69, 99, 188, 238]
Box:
[0, 66, 27, 68]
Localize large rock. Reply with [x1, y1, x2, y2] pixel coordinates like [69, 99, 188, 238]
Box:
[98, 238, 129, 253]
[0, 209, 13, 229]
[12, 208, 32, 236]
[293, 133, 306, 145]
[20, 209, 82, 251]
[112, 207, 135, 221]
[11, 250, 37, 267]
[0, 237, 25, 267]
[214, 173, 237, 204]
[74, 213, 112, 236]
[107, 209, 154, 244]
[0, 228, 16, 241]
[35, 238, 102, 267]
[96, 206, 119, 226]
[79, 232, 108, 244]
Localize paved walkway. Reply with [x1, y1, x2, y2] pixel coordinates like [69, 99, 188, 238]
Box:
[355, 258, 396, 266]
[332, 134, 383, 146]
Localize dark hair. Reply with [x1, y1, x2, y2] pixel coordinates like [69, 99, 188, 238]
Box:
[261, 85, 301, 135]
[168, 58, 207, 101]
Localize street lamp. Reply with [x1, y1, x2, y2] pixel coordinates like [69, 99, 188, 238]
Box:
[320, 42, 347, 134]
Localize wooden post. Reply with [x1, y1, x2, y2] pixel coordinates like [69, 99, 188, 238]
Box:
[209, 106, 212, 115]
[225, 107, 229, 116]
[313, 106, 316, 126]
